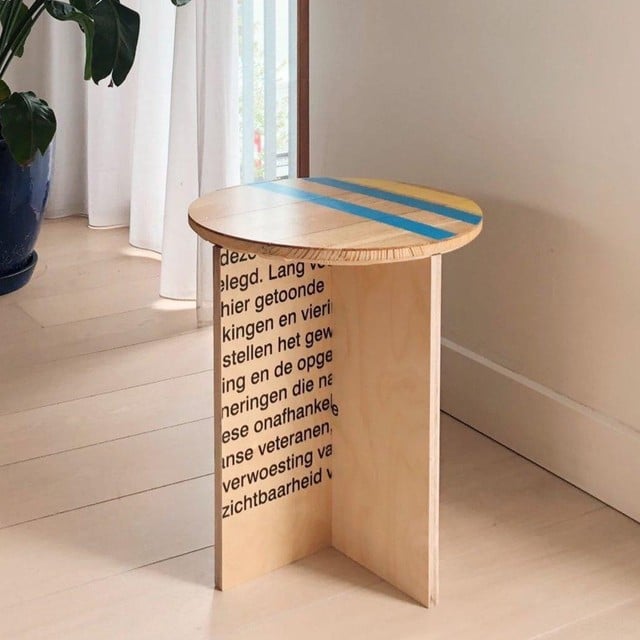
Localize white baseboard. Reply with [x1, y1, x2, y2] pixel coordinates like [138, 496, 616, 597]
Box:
[441, 340, 640, 523]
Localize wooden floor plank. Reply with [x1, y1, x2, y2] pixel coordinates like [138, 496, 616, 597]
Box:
[0, 303, 41, 336]
[2, 217, 640, 639]
[0, 419, 212, 528]
[17, 276, 164, 326]
[0, 548, 216, 640]
[0, 371, 211, 466]
[0, 547, 381, 640]
[222, 508, 640, 640]
[537, 598, 640, 639]
[28, 217, 127, 257]
[0, 476, 212, 609]
[441, 442, 603, 551]
[0, 328, 212, 415]
[0, 221, 133, 309]
[34, 231, 134, 264]
[14, 252, 162, 302]
[0, 304, 197, 369]
[1, 406, 638, 639]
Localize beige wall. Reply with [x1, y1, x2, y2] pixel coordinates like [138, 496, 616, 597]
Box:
[310, 0, 640, 518]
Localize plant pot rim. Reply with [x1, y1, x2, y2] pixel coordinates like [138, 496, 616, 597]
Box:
[0, 251, 38, 295]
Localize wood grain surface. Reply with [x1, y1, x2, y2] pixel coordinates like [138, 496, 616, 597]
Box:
[189, 177, 482, 265]
[194, 177, 482, 605]
[213, 247, 333, 590]
[7, 218, 640, 638]
[332, 256, 442, 606]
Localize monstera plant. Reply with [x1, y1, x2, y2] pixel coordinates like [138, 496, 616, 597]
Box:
[0, 0, 192, 295]
[0, 0, 191, 164]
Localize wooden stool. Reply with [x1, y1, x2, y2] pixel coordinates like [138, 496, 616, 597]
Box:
[189, 177, 482, 607]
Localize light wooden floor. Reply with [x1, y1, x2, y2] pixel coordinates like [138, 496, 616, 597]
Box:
[1, 217, 639, 639]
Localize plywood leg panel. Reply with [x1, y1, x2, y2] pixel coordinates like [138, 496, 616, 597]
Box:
[213, 247, 333, 590]
[331, 256, 441, 607]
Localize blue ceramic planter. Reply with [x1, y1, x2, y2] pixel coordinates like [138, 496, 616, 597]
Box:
[0, 140, 52, 295]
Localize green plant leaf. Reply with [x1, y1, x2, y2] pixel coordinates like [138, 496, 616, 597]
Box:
[0, 79, 10, 102]
[0, 0, 30, 57]
[70, 0, 98, 10]
[90, 0, 140, 86]
[0, 91, 56, 165]
[45, 1, 95, 80]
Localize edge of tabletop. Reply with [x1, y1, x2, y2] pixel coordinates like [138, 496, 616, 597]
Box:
[187, 214, 483, 266]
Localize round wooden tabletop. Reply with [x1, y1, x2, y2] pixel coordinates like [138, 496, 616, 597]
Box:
[188, 177, 482, 265]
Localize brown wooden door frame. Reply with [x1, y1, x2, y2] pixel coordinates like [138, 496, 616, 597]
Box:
[297, 0, 310, 178]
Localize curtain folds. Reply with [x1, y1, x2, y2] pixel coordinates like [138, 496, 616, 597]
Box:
[6, 0, 240, 304]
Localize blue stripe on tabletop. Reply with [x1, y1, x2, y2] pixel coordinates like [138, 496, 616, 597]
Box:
[305, 177, 482, 225]
[253, 181, 456, 240]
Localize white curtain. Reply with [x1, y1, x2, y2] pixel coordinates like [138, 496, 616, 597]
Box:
[5, 0, 240, 304]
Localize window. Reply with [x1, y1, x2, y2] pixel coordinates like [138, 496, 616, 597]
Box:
[239, 0, 298, 182]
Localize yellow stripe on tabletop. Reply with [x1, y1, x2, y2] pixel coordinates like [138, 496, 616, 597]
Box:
[343, 178, 482, 215]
